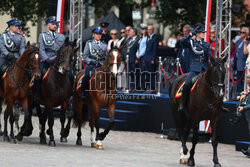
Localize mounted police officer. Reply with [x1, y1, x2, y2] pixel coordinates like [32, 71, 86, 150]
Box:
[100, 22, 111, 44]
[178, 25, 212, 112]
[38, 16, 65, 72]
[34, 16, 65, 102]
[0, 18, 26, 77]
[80, 26, 107, 100]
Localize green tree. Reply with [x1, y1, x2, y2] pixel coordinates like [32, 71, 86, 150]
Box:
[155, 0, 247, 29]
[0, 0, 47, 36]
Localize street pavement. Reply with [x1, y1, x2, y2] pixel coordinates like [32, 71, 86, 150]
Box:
[0, 116, 249, 167]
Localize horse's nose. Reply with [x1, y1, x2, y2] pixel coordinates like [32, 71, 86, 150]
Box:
[219, 87, 224, 97]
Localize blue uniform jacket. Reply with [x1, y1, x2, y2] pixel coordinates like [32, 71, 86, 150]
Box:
[0, 31, 26, 66]
[143, 34, 158, 62]
[38, 31, 65, 62]
[83, 40, 107, 66]
[181, 34, 212, 73]
[126, 36, 139, 64]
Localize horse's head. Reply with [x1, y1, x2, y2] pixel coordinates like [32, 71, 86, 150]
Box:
[26, 42, 41, 79]
[207, 55, 228, 99]
[106, 42, 123, 76]
[56, 38, 78, 74]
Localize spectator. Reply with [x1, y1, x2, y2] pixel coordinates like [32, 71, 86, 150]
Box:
[167, 33, 177, 48]
[238, 73, 250, 156]
[141, 25, 158, 93]
[100, 22, 111, 44]
[234, 27, 250, 95]
[107, 29, 119, 51]
[117, 28, 127, 91]
[176, 24, 191, 73]
[209, 26, 225, 58]
[158, 35, 167, 46]
[126, 28, 140, 93]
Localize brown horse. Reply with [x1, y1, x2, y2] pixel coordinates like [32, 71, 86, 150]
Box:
[0, 43, 41, 142]
[72, 43, 122, 149]
[34, 39, 77, 146]
[169, 55, 228, 167]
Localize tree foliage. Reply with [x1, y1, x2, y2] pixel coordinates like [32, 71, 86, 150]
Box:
[156, 0, 248, 29]
[0, 0, 47, 36]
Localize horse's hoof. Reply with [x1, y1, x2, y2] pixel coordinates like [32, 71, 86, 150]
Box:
[61, 128, 70, 138]
[22, 127, 33, 137]
[91, 142, 96, 148]
[179, 158, 188, 164]
[0, 130, 3, 136]
[76, 138, 82, 145]
[95, 143, 103, 150]
[60, 137, 68, 143]
[187, 158, 195, 166]
[48, 140, 56, 147]
[15, 133, 23, 141]
[214, 163, 221, 167]
[10, 138, 17, 144]
[40, 138, 47, 144]
[3, 135, 10, 142]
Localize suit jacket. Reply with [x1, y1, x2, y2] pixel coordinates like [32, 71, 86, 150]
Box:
[143, 34, 158, 62]
[126, 36, 139, 64]
[38, 31, 65, 62]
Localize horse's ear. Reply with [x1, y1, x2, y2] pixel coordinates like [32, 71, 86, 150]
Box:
[65, 37, 69, 44]
[73, 39, 77, 46]
[119, 44, 124, 51]
[222, 55, 228, 64]
[74, 46, 80, 53]
[110, 41, 114, 49]
[209, 55, 215, 65]
[27, 41, 30, 47]
[36, 43, 40, 49]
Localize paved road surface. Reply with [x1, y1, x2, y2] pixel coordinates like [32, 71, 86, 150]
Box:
[0, 116, 249, 167]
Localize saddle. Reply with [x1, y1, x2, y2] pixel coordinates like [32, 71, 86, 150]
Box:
[175, 74, 201, 98]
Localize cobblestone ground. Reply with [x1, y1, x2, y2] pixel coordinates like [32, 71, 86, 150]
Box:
[0, 115, 249, 167]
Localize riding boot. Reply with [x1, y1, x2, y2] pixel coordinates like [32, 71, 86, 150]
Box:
[178, 84, 191, 112]
[242, 145, 250, 156]
[80, 77, 88, 100]
[33, 79, 41, 103]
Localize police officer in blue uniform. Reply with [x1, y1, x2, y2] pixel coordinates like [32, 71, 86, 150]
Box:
[0, 18, 26, 76]
[34, 16, 65, 102]
[100, 22, 111, 44]
[178, 25, 212, 112]
[80, 26, 107, 99]
[38, 16, 65, 72]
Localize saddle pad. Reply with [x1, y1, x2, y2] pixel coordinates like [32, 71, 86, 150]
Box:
[29, 75, 35, 88]
[76, 73, 85, 92]
[175, 77, 200, 98]
[2, 67, 9, 79]
[42, 67, 51, 80]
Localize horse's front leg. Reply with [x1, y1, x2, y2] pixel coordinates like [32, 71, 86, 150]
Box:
[9, 105, 16, 143]
[59, 108, 67, 143]
[16, 97, 33, 141]
[96, 103, 115, 149]
[0, 98, 3, 136]
[211, 123, 221, 167]
[47, 108, 55, 146]
[187, 124, 199, 166]
[3, 100, 14, 142]
[179, 121, 191, 164]
[37, 104, 47, 144]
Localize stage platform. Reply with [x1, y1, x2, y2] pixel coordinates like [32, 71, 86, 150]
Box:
[98, 91, 250, 145]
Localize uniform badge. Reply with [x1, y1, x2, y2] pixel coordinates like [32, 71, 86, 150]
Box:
[48, 41, 50, 43]
[194, 47, 197, 50]
[8, 40, 11, 44]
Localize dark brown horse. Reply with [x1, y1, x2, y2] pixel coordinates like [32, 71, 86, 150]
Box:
[169, 55, 228, 167]
[0, 43, 41, 142]
[35, 39, 77, 146]
[72, 44, 122, 149]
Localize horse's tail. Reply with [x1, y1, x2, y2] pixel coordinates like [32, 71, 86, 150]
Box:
[72, 98, 89, 128]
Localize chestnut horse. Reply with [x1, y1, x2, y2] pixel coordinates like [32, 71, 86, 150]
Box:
[34, 39, 77, 146]
[0, 43, 41, 142]
[72, 43, 122, 149]
[169, 55, 228, 167]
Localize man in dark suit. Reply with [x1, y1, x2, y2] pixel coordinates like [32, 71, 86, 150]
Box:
[140, 25, 158, 93]
[126, 28, 139, 93]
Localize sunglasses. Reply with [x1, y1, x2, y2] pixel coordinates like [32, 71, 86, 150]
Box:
[110, 33, 117, 35]
[240, 31, 246, 34]
[121, 31, 125, 34]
